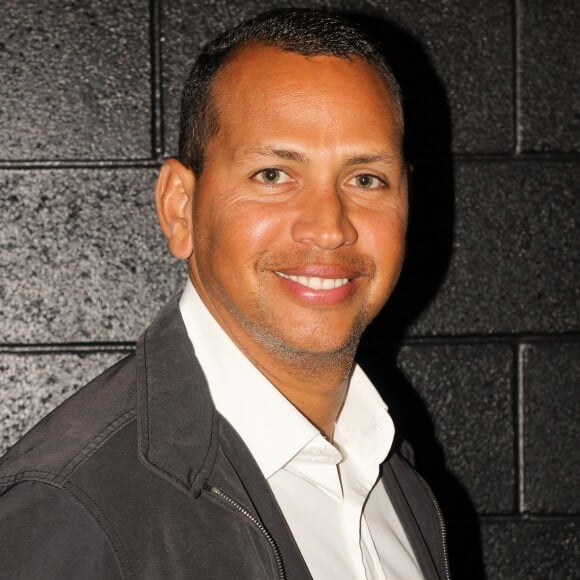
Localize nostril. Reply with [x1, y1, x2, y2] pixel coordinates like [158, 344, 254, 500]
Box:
[291, 215, 358, 249]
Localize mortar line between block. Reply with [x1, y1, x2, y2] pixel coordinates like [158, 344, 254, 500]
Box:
[0, 343, 136, 355]
[0, 159, 162, 170]
[517, 343, 526, 513]
[513, 0, 522, 154]
[150, 0, 164, 159]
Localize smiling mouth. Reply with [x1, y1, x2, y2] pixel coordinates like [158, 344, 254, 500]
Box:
[275, 272, 350, 290]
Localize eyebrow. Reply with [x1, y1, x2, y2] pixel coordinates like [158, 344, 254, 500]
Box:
[343, 153, 401, 166]
[236, 146, 401, 166]
[236, 146, 309, 165]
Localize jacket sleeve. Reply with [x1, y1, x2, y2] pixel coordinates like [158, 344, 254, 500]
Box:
[0, 480, 124, 580]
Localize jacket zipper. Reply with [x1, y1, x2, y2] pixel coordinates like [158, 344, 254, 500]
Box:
[210, 478, 449, 580]
[415, 473, 451, 580]
[207, 485, 286, 580]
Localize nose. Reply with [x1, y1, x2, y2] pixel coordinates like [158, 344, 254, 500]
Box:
[291, 187, 358, 250]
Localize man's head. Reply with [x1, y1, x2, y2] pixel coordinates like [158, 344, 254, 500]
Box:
[156, 9, 408, 374]
[178, 8, 404, 175]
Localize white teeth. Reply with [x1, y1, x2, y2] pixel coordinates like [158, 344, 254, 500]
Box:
[276, 272, 349, 290]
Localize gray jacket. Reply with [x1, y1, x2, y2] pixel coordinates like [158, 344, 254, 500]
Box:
[0, 296, 449, 579]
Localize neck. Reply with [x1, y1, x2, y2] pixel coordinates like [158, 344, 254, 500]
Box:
[216, 307, 357, 437]
[249, 346, 356, 439]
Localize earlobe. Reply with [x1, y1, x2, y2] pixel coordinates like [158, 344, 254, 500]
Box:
[154, 158, 196, 259]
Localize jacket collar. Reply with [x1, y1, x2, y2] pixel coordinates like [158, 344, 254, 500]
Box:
[135, 293, 219, 497]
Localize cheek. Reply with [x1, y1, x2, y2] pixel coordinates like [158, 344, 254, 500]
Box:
[196, 200, 288, 273]
[366, 212, 407, 262]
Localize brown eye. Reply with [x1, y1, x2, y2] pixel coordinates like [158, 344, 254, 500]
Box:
[253, 168, 292, 185]
[352, 174, 384, 189]
[262, 169, 280, 182]
[357, 174, 371, 187]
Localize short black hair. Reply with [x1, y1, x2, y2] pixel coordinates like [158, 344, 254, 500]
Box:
[179, 8, 403, 175]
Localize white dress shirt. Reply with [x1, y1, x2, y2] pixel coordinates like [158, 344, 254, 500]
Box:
[179, 280, 423, 580]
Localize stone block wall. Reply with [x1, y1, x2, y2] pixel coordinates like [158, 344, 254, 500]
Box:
[1, 1, 578, 577]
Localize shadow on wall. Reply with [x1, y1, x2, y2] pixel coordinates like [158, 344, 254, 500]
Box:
[346, 11, 486, 579]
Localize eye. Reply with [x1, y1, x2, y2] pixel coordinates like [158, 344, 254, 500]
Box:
[253, 168, 292, 185]
[348, 173, 386, 189]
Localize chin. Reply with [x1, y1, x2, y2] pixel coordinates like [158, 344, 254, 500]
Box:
[271, 326, 364, 360]
[236, 301, 374, 361]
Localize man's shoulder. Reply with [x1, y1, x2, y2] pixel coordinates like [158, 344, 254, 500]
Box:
[0, 353, 137, 484]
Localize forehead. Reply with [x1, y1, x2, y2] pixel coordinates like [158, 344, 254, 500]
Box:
[209, 44, 400, 146]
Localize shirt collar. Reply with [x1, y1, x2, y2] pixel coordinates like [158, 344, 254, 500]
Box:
[334, 365, 394, 472]
[179, 279, 394, 480]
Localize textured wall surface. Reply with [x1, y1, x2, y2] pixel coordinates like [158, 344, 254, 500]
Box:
[0, 1, 578, 578]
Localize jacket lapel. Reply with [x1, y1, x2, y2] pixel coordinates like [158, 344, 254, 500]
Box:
[135, 293, 219, 497]
[383, 452, 444, 579]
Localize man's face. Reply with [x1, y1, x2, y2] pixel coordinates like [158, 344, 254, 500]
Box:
[188, 45, 407, 360]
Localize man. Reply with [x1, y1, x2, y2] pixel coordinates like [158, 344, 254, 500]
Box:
[0, 9, 448, 579]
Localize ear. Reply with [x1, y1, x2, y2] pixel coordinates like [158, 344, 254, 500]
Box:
[154, 159, 196, 259]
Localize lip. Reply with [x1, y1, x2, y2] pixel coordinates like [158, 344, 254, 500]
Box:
[274, 264, 360, 279]
[272, 265, 362, 306]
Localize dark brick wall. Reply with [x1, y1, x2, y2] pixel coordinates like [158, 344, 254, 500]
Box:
[0, 1, 577, 577]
